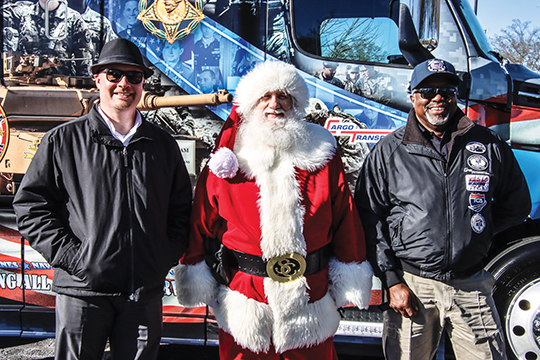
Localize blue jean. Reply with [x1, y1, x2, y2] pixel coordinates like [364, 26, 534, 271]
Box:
[55, 293, 163, 360]
[383, 270, 506, 360]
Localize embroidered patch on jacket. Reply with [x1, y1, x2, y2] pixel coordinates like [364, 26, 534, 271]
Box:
[465, 142, 487, 154]
[468, 193, 487, 212]
[466, 174, 490, 192]
[467, 155, 489, 171]
[471, 213, 486, 234]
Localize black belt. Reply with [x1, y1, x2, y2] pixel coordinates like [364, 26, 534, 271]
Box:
[226, 244, 332, 278]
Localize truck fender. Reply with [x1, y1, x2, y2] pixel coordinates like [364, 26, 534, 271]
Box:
[486, 236, 540, 360]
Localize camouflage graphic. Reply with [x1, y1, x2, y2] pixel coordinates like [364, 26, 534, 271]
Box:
[80, 6, 117, 63]
[305, 104, 370, 193]
[2, 0, 92, 76]
[356, 66, 400, 104]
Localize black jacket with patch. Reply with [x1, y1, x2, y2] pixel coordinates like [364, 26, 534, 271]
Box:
[355, 109, 531, 288]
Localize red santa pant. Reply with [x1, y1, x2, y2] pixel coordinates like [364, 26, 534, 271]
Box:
[219, 329, 338, 360]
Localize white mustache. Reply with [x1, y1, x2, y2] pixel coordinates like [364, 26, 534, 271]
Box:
[264, 109, 286, 116]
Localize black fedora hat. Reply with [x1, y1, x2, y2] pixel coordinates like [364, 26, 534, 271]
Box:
[90, 38, 153, 78]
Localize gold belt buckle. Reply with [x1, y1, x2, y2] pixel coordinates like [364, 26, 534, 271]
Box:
[266, 253, 306, 283]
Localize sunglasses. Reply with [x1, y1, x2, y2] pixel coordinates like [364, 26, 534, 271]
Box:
[413, 88, 457, 100]
[101, 69, 144, 84]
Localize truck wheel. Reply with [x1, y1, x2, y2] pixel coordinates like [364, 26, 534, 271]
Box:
[487, 237, 540, 360]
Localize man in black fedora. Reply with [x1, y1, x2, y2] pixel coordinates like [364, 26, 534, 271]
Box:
[13, 38, 192, 359]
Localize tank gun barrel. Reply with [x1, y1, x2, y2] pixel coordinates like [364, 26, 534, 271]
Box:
[137, 89, 233, 111]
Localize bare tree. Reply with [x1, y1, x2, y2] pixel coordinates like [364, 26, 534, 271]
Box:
[320, 18, 387, 62]
[490, 19, 540, 72]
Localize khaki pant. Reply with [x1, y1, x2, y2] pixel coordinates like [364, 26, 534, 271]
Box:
[383, 270, 507, 360]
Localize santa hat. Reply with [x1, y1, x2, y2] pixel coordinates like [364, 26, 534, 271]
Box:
[235, 61, 309, 117]
[208, 61, 310, 179]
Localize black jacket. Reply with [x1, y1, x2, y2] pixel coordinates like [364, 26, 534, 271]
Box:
[13, 105, 192, 299]
[355, 109, 531, 288]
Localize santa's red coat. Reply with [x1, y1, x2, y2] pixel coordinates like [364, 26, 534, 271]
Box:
[176, 120, 373, 354]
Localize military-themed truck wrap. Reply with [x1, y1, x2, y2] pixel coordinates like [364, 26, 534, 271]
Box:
[1, 0, 540, 358]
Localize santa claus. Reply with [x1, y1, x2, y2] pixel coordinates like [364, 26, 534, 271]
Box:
[175, 61, 373, 359]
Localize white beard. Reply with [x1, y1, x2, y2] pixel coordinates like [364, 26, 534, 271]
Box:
[425, 103, 451, 126]
[426, 111, 450, 126]
[234, 107, 308, 169]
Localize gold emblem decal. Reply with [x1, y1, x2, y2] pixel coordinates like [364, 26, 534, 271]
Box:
[266, 253, 306, 283]
[137, 0, 205, 44]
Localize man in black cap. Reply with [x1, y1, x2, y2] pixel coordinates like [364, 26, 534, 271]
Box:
[13, 38, 192, 360]
[318, 61, 345, 89]
[355, 58, 531, 360]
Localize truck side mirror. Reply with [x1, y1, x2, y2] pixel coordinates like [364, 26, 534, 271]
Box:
[398, 3, 433, 67]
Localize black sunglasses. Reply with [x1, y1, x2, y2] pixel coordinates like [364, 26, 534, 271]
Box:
[413, 87, 457, 100]
[101, 69, 144, 84]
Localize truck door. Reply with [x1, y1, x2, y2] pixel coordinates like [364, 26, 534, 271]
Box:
[287, 0, 513, 129]
[0, 209, 24, 337]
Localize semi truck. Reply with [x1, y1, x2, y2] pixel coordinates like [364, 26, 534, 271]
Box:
[1, 0, 540, 358]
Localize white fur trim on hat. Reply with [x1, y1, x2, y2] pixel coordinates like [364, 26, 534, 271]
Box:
[208, 147, 239, 179]
[235, 61, 310, 117]
[328, 258, 374, 309]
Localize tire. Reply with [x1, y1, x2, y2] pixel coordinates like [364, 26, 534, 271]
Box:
[487, 236, 540, 360]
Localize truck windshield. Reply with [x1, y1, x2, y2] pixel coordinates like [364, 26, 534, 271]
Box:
[319, 17, 400, 63]
[292, 0, 401, 63]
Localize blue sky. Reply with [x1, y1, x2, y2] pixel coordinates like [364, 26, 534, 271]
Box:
[470, 0, 540, 38]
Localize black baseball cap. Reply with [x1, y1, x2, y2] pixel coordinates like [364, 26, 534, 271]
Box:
[323, 62, 338, 70]
[410, 58, 460, 90]
[90, 38, 153, 78]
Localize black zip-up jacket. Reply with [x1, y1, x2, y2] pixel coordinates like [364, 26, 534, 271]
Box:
[355, 109, 531, 288]
[13, 105, 192, 300]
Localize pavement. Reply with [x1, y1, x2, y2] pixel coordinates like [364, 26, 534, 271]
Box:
[0, 337, 384, 359]
[0, 338, 54, 360]
[0, 338, 220, 360]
